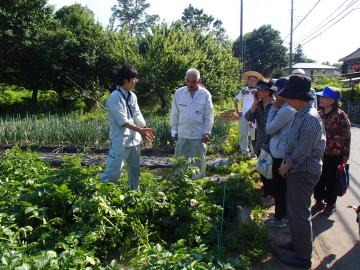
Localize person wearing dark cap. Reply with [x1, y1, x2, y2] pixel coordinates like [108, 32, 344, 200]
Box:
[313, 87, 351, 215]
[245, 79, 275, 204]
[292, 68, 318, 109]
[264, 77, 295, 228]
[277, 75, 326, 269]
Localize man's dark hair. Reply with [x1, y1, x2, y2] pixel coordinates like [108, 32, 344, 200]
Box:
[117, 65, 138, 85]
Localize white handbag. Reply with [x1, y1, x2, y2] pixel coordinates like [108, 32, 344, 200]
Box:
[256, 146, 273, 179]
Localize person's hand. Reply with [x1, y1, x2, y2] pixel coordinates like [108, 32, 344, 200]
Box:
[237, 111, 243, 117]
[250, 98, 260, 112]
[202, 134, 210, 144]
[140, 128, 155, 143]
[272, 98, 283, 109]
[278, 162, 291, 178]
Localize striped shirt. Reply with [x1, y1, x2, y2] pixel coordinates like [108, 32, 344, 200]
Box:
[284, 102, 326, 176]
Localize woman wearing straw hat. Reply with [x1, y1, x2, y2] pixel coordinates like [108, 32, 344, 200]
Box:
[234, 71, 264, 156]
[312, 87, 351, 215]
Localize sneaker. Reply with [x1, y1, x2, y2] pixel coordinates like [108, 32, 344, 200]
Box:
[240, 150, 251, 158]
[264, 217, 287, 229]
[261, 195, 275, 208]
[249, 152, 257, 158]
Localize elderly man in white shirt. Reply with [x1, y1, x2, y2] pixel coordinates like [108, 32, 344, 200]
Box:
[170, 68, 214, 179]
[101, 65, 155, 189]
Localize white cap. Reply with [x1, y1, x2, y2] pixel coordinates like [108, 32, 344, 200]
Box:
[292, 68, 305, 75]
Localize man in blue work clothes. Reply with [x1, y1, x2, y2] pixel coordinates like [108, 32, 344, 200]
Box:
[101, 65, 155, 189]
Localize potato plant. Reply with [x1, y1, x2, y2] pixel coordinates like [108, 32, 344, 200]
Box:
[0, 148, 266, 269]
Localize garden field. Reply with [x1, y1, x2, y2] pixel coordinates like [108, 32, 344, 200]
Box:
[0, 147, 267, 269]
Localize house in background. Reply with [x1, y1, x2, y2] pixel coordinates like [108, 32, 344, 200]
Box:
[284, 63, 340, 77]
[339, 48, 360, 74]
[338, 48, 360, 124]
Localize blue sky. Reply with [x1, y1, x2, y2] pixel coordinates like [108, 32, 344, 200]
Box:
[48, 0, 360, 64]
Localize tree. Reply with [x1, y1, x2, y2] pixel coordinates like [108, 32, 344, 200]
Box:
[181, 4, 227, 41]
[293, 44, 315, 64]
[0, 0, 53, 106]
[46, 4, 140, 111]
[233, 25, 287, 76]
[109, 0, 159, 36]
[137, 23, 240, 113]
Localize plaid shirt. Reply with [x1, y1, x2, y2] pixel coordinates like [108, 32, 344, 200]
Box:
[245, 98, 275, 154]
[319, 108, 351, 159]
[284, 102, 326, 176]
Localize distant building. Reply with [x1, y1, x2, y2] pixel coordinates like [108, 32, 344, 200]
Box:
[284, 63, 340, 77]
[339, 48, 360, 74]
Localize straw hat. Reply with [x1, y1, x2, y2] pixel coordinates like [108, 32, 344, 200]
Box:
[243, 71, 264, 81]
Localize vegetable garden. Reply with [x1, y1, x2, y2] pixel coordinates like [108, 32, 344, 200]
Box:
[0, 122, 268, 269]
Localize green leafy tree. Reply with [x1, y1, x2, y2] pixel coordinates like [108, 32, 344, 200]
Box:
[109, 0, 159, 36]
[0, 0, 53, 106]
[181, 4, 227, 41]
[137, 23, 240, 113]
[293, 44, 315, 64]
[45, 4, 139, 111]
[233, 25, 287, 76]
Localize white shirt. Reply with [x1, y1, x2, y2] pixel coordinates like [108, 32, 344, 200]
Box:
[170, 86, 214, 139]
[106, 87, 146, 149]
[236, 86, 256, 113]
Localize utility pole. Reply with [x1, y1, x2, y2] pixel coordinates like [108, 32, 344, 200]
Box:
[240, 0, 244, 77]
[289, 0, 294, 74]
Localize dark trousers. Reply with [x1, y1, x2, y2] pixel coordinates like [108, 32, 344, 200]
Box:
[273, 158, 287, 220]
[314, 154, 342, 206]
[287, 172, 319, 260]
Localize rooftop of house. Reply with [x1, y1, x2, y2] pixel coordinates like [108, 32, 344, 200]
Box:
[339, 48, 360, 62]
[284, 62, 339, 70]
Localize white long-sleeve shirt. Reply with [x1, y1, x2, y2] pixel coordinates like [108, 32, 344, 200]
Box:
[106, 87, 146, 149]
[170, 86, 214, 139]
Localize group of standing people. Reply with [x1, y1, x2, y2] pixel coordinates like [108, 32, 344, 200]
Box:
[236, 69, 351, 269]
[100, 64, 351, 270]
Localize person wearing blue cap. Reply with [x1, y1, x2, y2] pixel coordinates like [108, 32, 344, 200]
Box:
[312, 87, 351, 215]
[264, 77, 295, 229]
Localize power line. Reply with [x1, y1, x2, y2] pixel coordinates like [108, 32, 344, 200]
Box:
[298, 7, 359, 46]
[283, 0, 322, 41]
[246, 0, 324, 65]
[297, 0, 358, 44]
[297, 0, 353, 42]
[242, 0, 359, 68]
